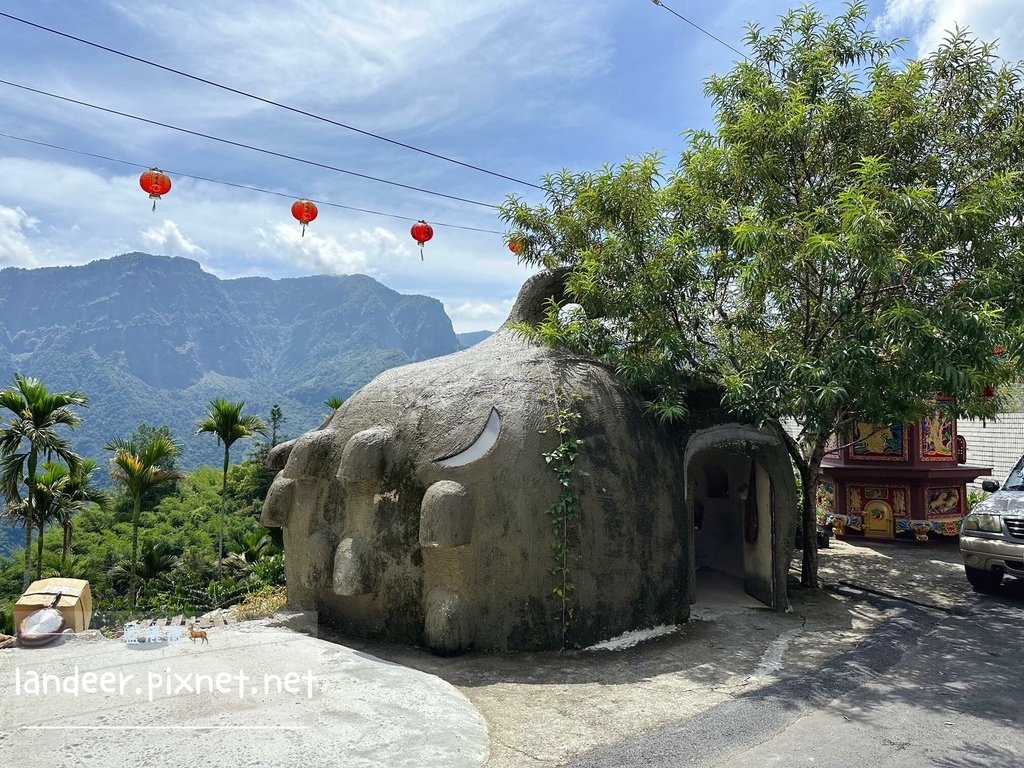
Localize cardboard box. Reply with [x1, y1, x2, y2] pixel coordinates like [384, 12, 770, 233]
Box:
[14, 578, 92, 633]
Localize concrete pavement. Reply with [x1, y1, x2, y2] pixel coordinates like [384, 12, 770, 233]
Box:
[0, 621, 488, 768]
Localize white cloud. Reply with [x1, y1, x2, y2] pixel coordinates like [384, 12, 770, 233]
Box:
[141, 219, 205, 255]
[102, 0, 614, 130]
[879, 0, 1024, 60]
[444, 298, 514, 331]
[0, 205, 39, 267]
[257, 223, 408, 277]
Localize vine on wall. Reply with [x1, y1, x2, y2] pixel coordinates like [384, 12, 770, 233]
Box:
[539, 389, 585, 648]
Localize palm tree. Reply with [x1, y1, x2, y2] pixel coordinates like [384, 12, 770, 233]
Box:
[28, 462, 72, 581]
[0, 374, 87, 587]
[109, 539, 180, 604]
[197, 399, 266, 572]
[53, 459, 110, 570]
[106, 435, 184, 607]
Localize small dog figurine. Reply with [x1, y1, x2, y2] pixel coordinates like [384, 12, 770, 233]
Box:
[188, 623, 209, 645]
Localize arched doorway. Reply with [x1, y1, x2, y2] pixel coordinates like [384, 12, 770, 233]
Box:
[685, 425, 798, 609]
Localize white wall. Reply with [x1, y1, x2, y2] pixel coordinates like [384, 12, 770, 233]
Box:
[957, 414, 1024, 487]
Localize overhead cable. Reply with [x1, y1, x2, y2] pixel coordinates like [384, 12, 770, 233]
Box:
[0, 78, 498, 209]
[650, 1, 748, 60]
[0, 11, 543, 190]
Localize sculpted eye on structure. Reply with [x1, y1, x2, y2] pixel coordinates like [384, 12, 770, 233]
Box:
[262, 269, 798, 653]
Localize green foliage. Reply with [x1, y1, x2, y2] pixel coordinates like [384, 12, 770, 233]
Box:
[197, 399, 267, 570]
[966, 489, 990, 511]
[0, 452, 284, 620]
[539, 390, 586, 648]
[501, 4, 1024, 588]
[0, 373, 88, 586]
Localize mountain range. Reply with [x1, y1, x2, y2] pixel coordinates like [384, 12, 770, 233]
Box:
[0, 252, 485, 470]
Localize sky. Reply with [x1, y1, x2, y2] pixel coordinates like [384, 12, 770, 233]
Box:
[0, 1, 1022, 333]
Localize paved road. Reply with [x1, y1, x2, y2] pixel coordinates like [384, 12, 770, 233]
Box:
[568, 583, 1024, 768]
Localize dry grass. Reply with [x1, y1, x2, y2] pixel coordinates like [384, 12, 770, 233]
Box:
[232, 587, 288, 621]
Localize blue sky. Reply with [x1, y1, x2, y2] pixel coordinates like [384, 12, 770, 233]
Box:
[0, 1, 1021, 332]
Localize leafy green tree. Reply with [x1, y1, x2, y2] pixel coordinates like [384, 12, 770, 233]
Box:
[0, 374, 87, 587]
[269, 403, 286, 447]
[105, 435, 184, 606]
[501, 4, 1024, 586]
[196, 399, 266, 571]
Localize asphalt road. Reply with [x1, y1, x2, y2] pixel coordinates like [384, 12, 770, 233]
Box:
[567, 582, 1024, 768]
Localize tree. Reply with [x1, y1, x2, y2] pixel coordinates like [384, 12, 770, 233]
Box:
[27, 462, 71, 581]
[0, 374, 87, 587]
[196, 399, 266, 572]
[53, 459, 110, 571]
[269, 404, 286, 447]
[500, 4, 1024, 587]
[106, 435, 184, 606]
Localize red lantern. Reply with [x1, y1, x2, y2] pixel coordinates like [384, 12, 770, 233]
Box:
[507, 236, 524, 255]
[982, 385, 996, 400]
[139, 168, 171, 212]
[411, 220, 433, 261]
[291, 199, 318, 237]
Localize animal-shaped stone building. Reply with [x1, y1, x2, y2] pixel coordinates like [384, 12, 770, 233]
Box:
[262, 270, 797, 652]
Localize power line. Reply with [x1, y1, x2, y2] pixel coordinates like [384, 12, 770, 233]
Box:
[0, 78, 498, 209]
[0, 11, 544, 191]
[0, 131, 505, 235]
[650, 1, 748, 60]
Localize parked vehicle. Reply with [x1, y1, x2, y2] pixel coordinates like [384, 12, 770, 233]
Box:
[959, 456, 1024, 592]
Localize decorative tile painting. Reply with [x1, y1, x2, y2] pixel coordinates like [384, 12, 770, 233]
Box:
[925, 487, 962, 520]
[920, 402, 954, 461]
[891, 487, 910, 519]
[850, 422, 908, 461]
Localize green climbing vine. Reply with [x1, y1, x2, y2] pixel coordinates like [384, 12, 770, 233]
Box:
[539, 389, 585, 647]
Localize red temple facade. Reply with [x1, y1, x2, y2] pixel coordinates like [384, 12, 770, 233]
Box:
[818, 399, 992, 540]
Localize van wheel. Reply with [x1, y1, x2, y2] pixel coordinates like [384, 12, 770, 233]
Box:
[965, 566, 1003, 593]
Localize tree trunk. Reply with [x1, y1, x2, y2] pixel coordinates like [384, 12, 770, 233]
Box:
[219, 445, 230, 574]
[129, 496, 141, 608]
[798, 460, 820, 588]
[61, 521, 71, 572]
[772, 422, 825, 589]
[23, 447, 38, 587]
[22, 521, 32, 588]
[36, 518, 44, 580]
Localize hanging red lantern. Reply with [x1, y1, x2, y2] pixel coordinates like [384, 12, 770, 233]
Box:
[411, 220, 433, 261]
[291, 199, 318, 237]
[982, 385, 996, 400]
[507, 236, 524, 255]
[139, 168, 171, 212]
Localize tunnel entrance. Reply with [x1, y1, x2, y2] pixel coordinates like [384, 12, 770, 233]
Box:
[685, 425, 797, 611]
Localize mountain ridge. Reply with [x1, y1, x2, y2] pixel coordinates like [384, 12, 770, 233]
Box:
[0, 252, 461, 472]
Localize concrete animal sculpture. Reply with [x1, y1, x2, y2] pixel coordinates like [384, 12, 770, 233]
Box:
[262, 270, 690, 653]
